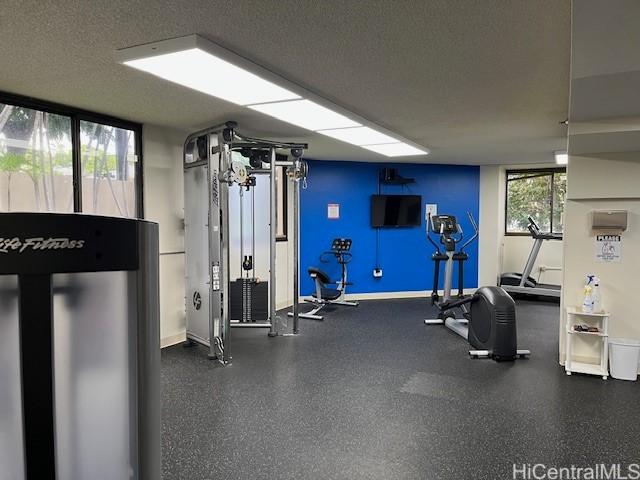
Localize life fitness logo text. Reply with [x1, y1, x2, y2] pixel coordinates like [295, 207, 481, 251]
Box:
[0, 237, 85, 254]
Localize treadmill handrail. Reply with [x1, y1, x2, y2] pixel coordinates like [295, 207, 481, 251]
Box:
[527, 216, 562, 240]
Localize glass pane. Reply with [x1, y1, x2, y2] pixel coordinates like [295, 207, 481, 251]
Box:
[552, 172, 567, 233]
[506, 172, 552, 233]
[0, 103, 73, 212]
[80, 121, 137, 218]
[53, 271, 134, 480]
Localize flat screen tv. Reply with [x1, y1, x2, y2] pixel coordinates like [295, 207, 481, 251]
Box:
[371, 194, 422, 227]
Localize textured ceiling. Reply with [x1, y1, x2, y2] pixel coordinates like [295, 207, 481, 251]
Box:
[0, 0, 570, 164]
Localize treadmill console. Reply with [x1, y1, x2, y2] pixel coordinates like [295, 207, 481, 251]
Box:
[430, 215, 459, 235]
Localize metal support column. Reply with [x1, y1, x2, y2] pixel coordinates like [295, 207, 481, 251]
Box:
[444, 251, 454, 301]
[19, 274, 56, 480]
[292, 165, 300, 334]
[268, 147, 278, 337]
[219, 143, 232, 362]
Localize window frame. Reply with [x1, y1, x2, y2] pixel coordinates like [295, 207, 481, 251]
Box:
[0, 91, 144, 218]
[504, 167, 566, 236]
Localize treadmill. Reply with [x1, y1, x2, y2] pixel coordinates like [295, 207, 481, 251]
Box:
[500, 215, 562, 298]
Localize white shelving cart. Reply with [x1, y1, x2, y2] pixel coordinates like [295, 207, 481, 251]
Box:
[565, 307, 610, 380]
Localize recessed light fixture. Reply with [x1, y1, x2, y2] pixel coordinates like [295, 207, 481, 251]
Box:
[555, 151, 568, 165]
[318, 126, 399, 146]
[362, 143, 429, 157]
[249, 99, 361, 131]
[118, 35, 430, 156]
[118, 37, 299, 106]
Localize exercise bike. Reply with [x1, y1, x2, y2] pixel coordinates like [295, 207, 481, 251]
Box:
[290, 238, 359, 320]
[424, 213, 529, 361]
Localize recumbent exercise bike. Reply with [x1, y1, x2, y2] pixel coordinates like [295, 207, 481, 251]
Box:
[424, 213, 529, 361]
[291, 238, 359, 320]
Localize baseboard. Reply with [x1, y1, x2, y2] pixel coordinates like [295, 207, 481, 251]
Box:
[161, 331, 186, 349]
[299, 288, 476, 302]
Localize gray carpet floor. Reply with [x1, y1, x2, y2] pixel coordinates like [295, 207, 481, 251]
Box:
[161, 298, 640, 480]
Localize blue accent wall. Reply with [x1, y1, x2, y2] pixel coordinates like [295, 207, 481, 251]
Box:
[300, 160, 480, 295]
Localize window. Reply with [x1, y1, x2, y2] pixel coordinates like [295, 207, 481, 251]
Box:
[0, 106, 73, 212]
[80, 121, 138, 217]
[0, 93, 142, 217]
[505, 168, 566, 235]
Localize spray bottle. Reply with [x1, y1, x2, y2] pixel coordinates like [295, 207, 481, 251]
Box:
[582, 275, 595, 313]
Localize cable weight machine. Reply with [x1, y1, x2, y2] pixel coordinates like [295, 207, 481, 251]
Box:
[183, 121, 308, 364]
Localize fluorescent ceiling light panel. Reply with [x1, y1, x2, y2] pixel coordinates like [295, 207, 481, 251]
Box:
[555, 151, 568, 165]
[363, 143, 429, 157]
[318, 126, 399, 146]
[249, 100, 361, 131]
[119, 35, 431, 154]
[123, 48, 299, 106]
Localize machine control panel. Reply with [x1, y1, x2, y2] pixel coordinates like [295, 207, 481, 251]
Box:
[430, 215, 459, 235]
[331, 238, 352, 251]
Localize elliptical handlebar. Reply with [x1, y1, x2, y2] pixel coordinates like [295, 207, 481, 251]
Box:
[460, 212, 478, 252]
[425, 213, 441, 253]
[427, 212, 478, 252]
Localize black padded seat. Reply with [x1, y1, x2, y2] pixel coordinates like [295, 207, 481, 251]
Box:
[307, 267, 341, 300]
[307, 267, 331, 284]
[311, 287, 342, 301]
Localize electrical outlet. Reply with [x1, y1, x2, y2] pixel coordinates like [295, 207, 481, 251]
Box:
[373, 268, 383, 278]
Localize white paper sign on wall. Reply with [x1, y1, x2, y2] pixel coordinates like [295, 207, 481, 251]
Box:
[327, 203, 340, 220]
[595, 234, 621, 263]
[425, 204, 438, 220]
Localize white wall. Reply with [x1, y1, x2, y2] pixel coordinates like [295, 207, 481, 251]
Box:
[142, 124, 187, 347]
[479, 164, 564, 288]
[478, 165, 504, 286]
[560, 153, 640, 364]
[276, 179, 295, 309]
[560, 1, 640, 371]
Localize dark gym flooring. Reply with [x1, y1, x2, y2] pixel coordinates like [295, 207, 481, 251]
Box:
[162, 298, 640, 480]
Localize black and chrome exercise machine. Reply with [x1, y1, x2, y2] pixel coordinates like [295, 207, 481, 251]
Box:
[424, 213, 529, 360]
[500, 215, 562, 298]
[184, 121, 309, 364]
[0, 213, 160, 479]
[293, 238, 359, 320]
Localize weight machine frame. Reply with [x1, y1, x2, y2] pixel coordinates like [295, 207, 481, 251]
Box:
[183, 121, 307, 365]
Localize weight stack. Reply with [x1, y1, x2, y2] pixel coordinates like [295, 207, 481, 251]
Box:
[230, 278, 268, 322]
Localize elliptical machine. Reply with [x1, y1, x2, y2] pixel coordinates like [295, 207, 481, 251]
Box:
[424, 213, 529, 361]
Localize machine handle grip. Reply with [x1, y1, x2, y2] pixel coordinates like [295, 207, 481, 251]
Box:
[320, 250, 353, 264]
[426, 212, 441, 254]
[460, 212, 479, 252]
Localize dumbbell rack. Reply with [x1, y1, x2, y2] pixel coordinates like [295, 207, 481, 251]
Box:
[564, 307, 610, 380]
